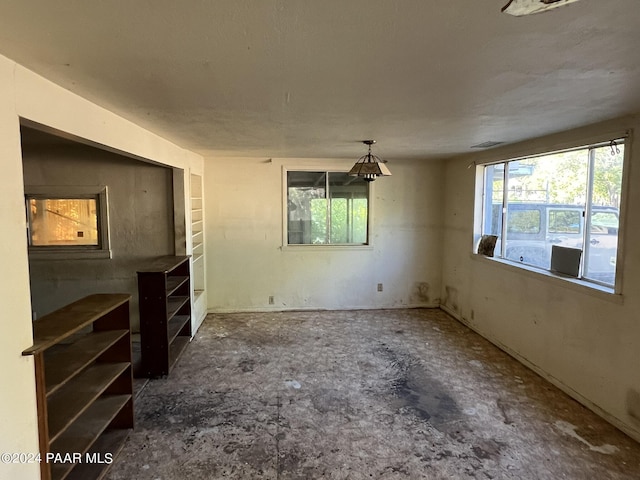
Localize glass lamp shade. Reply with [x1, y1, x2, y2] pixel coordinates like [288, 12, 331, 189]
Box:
[348, 155, 392, 182]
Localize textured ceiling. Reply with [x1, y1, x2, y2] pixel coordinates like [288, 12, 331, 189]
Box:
[1, 0, 639, 160]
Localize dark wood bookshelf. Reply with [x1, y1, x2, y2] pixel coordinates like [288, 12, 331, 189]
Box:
[22, 294, 134, 480]
[137, 255, 192, 377]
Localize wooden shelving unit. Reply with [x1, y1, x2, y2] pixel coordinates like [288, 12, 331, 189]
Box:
[137, 255, 192, 378]
[22, 294, 133, 480]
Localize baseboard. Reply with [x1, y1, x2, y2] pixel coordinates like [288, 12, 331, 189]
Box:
[208, 303, 441, 315]
[440, 305, 640, 444]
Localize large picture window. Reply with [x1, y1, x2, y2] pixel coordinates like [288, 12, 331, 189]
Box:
[478, 139, 626, 289]
[287, 171, 369, 245]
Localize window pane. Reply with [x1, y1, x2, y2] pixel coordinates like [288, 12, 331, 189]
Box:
[310, 198, 328, 243]
[584, 144, 624, 285]
[287, 171, 327, 244]
[29, 198, 99, 246]
[503, 152, 587, 268]
[330, 198, 348, 243]
[328, 172, 368, 244]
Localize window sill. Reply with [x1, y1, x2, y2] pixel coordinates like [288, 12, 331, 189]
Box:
[28, 249, 112, 260]
[470, 253, 623, 304]
[281, 244, 373, 252]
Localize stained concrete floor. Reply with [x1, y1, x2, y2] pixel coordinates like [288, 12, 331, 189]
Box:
[107, 309, 640, 479]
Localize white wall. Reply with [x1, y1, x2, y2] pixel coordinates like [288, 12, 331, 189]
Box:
[205, 156, 444, 312]
[441, 115, 640, 442]
[0, 53, 203, 480]
[0, 56, 40, 480]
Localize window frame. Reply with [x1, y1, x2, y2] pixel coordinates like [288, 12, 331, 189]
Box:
[282, 166, 374, 250]
[25, 185, 112, 259]
[473, 132, 631, 295]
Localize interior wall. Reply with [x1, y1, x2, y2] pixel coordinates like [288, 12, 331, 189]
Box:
[0, 56, 40, 480]
[22, 134, 175, 331]
[441, 115, 640, 442]
[0, 52, 203, 480]
[205, 156, 444, 312]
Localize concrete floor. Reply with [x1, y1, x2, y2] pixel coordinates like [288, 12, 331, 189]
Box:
[107, 309, 640, 479]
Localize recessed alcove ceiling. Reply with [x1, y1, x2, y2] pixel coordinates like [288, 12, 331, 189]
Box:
[1, 0, 639, 161]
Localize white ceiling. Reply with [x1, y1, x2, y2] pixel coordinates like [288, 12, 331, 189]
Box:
[1, 0, 639, 161]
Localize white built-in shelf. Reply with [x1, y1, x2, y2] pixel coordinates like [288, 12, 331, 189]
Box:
[194, 290, 205, 302]
[190, 173, 205, 315]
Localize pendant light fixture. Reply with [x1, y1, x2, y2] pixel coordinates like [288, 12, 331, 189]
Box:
[348, 140, 391, 182]
[502, 0, 582, 16]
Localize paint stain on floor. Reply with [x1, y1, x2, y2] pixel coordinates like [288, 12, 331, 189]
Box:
[107, 309, 640, 479]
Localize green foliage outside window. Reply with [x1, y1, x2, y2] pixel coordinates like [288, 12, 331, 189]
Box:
[288, 171, 369, 245]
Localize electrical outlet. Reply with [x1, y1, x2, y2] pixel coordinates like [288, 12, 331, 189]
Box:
[377, 283, 383, 292]
[269, 296, 274, 305]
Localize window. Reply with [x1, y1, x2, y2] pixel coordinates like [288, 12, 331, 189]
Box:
[28, 198, 99, 246]
[25, 186, 111, 258]
[286, 171, 369, 245]
[478, 139, 626, 289]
